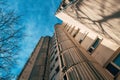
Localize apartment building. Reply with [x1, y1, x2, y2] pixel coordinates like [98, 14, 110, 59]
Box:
[55, 0, 120, 79]
[18, 0, 120, 79]
[18, 23, 119, 80]
[49, 23, 113, 80]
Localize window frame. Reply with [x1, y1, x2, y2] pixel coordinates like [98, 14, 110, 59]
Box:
[106, 52, 120, 77]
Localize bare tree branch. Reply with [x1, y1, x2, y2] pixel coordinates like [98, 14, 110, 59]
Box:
[0, 0, 24, 79]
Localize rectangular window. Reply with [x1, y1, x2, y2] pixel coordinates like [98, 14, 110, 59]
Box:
[92, 38, 100, 48]
[54, 50, 57, 54]
[50, 64, 55, 71]
[73, 29, 80, 38]
[55, 57, 58, 62]
[88, 38, 100, 53]
[60, 55, 64, 67]
[58, 44, 62, 52]
[106, 53, 120, 76]
[106, 63, 119, 76]
[55, 66, 60, 73]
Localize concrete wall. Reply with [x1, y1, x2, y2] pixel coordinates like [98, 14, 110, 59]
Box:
[74, 31, 86, 43]
[92, 44, 114, 66]
[18, 37, 44, 80]
[81, 36, 95, 50]
[92, 39, 119, 66]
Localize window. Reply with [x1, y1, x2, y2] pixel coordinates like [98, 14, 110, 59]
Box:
[50, 64, 55, 71]
[88, 38, 100, 53]
[63, 74, 67, 80]
[92, 38, 100, 48]
[62, 2, 67, 8]
[55, 57, 58, 62]
[73, 29, 80, 38]
[54, 50, 57, 54]
[50, 67, 53, 71]
[50, 55, 55, 62]
[113, 53, 120, 67]
[58, 44, 62, 52]
[79, 32, 88, 44]
[67, 26, 70, 32]
[79, 39, 83, 44]
[106, 63, 119, 76]
[55, 66, 60, 73]
[60, 55, 64, 67]
[70, 26, 75, 34]
[106, 53, 120, 76]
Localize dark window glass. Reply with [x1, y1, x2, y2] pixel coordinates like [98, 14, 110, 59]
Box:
[60, 56, 64, 67]
[55, 66, 60, 73]
[73, 29, 79, 38]
[55, 57, 58, 62]
[50, 67, 53, 71]
[88, 47, 94, 53]
[79, 39, 83, 44]
[106, 63, 119, 76]
[113, 53, 120, 67]
[63, 75, 67, 80]
[92, 38, 100, 48]
[55, 50, 57, 54]
[88, 38, 100, 53]
[62, 3, 67, 7]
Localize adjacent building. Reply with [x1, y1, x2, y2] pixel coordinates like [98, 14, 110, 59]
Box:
[18, 0, 120, 80]
[18, 36, 51, 80]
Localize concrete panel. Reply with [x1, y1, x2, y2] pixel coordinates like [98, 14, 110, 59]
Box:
[92, 44, 115, 66]
[74, 31, 86, 42]
[81, 36, 95, 50]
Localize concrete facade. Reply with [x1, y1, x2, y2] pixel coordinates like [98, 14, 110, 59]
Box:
[18, 36, 51, 80]
[56, 0, 120, 79]
[18, 23, 119, 80]
[18, 0, 120, 79]
[50, 24, 113, 80]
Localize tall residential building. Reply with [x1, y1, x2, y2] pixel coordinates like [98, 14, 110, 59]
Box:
[18, 23, 119, 80]
[18, 0, 120, 80]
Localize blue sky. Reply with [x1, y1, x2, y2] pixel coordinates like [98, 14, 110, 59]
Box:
[7, 0, 62, 79]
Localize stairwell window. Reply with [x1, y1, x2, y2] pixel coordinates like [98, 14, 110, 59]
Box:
[88, 38, 100, 53]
